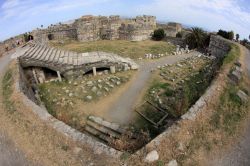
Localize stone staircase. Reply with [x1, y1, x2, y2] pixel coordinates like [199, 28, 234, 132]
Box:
[84, 116, 126, 143]
[19, 43, 139, 78]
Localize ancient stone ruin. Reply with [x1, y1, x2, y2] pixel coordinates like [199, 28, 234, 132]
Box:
[19, 42, 138, 80]
[32, 15, 157, 43]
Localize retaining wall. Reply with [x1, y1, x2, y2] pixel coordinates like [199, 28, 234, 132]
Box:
[15, 61, 122, 158]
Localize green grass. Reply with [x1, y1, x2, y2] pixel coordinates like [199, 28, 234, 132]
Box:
[210, 85, 248, 135]
[223, 44, 240, 65]
[2, 69, 16, 113]
[50, 40, 176, 59]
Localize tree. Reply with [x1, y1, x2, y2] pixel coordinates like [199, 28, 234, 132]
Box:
[152, 28, 165, 41]
[217, 29, 228, 39]
[185, 27, 209, 49]
[228, 31, 234, 40]
[236, 34, 240, 41]
[217, 29, 234, 40]
[241, 39, 248, 46]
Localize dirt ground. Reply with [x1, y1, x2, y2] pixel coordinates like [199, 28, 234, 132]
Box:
[0, 51, 31, 166]
[207, 45, 250, 166]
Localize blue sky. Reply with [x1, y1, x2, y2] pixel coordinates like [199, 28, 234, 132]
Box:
[0, 0, 250, 41]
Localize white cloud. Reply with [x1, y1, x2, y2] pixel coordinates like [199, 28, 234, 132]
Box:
[137, 0, 250, 38]
[1, 0, 111, 20]
[2, 0, 20, 9]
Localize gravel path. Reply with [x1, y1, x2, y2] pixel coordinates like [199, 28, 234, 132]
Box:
[210, 46, 250, 166]
[103, 52, 199, 124]
[0, 51, 31, 166]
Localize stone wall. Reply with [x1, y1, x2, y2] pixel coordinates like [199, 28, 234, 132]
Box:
[209, 35, 232, 58]
[17, 62, 38, 103]
[32, 15, 156, 42]
[32, 24, 77, 43]
[157, 22, 182, 37]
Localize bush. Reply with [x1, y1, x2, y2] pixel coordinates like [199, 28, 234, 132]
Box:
[152, 29, 165, 41]
[185, 27, 209, 49]
[176, 32, 183, 38]
[217, 29, 234, 40]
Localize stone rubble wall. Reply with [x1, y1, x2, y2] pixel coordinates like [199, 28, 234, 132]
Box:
[17, 62, 38, 103]
[32, 15, 156, 42]
[209, 35, 232, 58]
[15, 61, 122, 158]
[157, 22, 183, 37]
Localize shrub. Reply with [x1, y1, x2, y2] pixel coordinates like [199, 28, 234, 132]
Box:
[185, 27, 210, 49]
[152, 29, 165, 41]
[217, 29, 234, 40]
[176, 32, 183, 38]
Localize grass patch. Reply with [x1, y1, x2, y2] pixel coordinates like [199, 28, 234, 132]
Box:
[210, 85, 248, 135]
[223, 44, 240, 65]
[49, 40, 176, 59]
[2, 69, 16, 113]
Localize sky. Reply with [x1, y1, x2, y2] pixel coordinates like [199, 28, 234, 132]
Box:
[0, 0, 250, 41]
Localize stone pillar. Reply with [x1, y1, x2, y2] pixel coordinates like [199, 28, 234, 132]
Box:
[124, 64, 129, 71]
[110, 66, 116, 74]
[176, 45, 180, 54]
[57, 71, 62, 82]
[32, 69, 39, 84]
[93, 67, 97, 76]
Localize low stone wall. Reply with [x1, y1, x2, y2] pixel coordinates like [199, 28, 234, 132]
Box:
[17, 63, 37, 103]
[15, 61, 122, 158]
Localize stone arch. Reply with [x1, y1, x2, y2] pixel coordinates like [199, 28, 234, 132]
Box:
[28, 35, 34, 41]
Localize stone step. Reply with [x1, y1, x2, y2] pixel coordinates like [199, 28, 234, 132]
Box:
[22, 45, 36, 58]
[54, 49, 61, 64]
[88, 116, 126, 134]
[86, 120, 121, 139]
[25, 45, 42, 59]
[78, 53, 84, 65]
[44, 47, 54, 62]
[47, 48, 58, 63]
[84, 125, 112, 143]
[58, 50, 65, 64]
[38, 46, 50, 60]
[33, 46, 47, 59]
[73, 52, 78, 66]
[68, 52, 74, 65]
[62, 51, 69, 64]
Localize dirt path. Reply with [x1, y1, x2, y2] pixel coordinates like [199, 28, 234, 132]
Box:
[210, 46, 250, 166]
[102, 52, 199, 124]
[0, 51, 31, 166]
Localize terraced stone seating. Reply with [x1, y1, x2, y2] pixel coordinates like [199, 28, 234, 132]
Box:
[85, 116, 126, 143]
[18, 43, 138, 78]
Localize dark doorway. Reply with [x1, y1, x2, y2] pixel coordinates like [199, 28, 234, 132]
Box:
[28, 35, 34, 41]
[48, 34, 54, 40]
